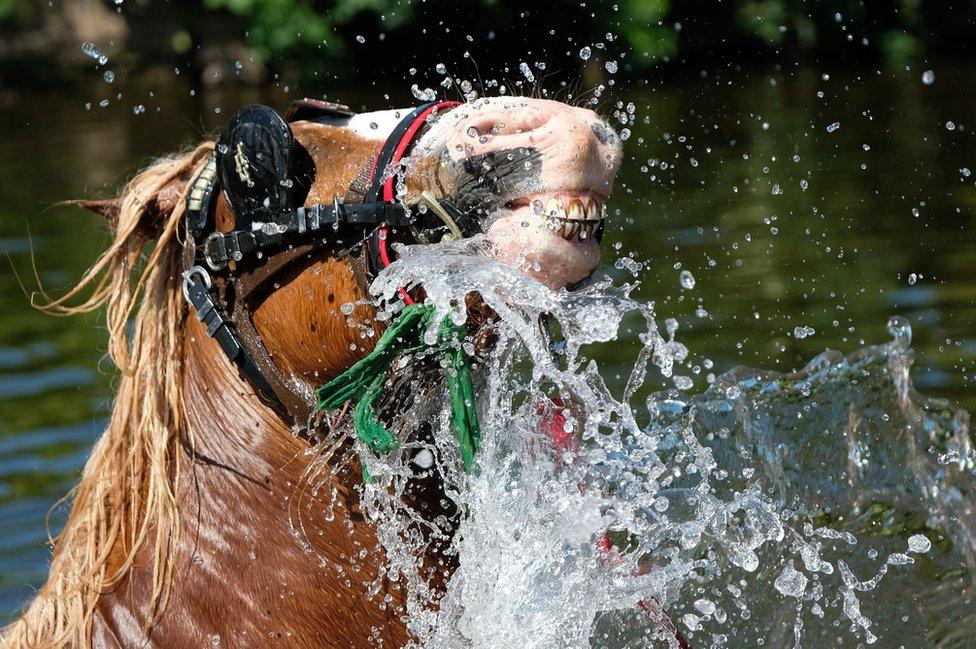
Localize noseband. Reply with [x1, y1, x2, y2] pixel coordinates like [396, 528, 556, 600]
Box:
[182, 99, 460, 432]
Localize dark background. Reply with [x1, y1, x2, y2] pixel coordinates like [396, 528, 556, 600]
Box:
[3, 0, 975, 93]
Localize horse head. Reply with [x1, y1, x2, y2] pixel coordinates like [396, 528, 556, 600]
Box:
[193, 97, 622, 415]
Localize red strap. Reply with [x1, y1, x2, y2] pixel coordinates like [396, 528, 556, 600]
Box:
[374, 100, 461, 304]
[380, 101, 460, 201]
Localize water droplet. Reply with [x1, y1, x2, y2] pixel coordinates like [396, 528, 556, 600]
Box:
[922, 69, 935, 85]
[411, 85, 437, 102]
[679, 270, 696, 289]
[886, 315, 912, 347]
[605, 60, 618, 74]
[774, 561, 808, 597]
[355, 35, 365, 44]
[435, 63, 447, 74]
[682, 613, 702, 631]
[674, 375, 693, 390]
[413, 449, 434, 469]
[518, 62, 535, 83]
[908, 272, 917, 285]
[210, 635, 221, 646]
[694, 599, 716, 616]
[579, 46, 592, 61]
[665, 317, 679, 338]
[946, 121, 956, 131]
[771, 183, 783, 195]
[826, 121, 841, 133]
[793, 325, 815, 340]
[908, 534, 931, 554]
[103, 70, 115, 84]
[81, 42, 109, 65]
[887, 552, 914, 566]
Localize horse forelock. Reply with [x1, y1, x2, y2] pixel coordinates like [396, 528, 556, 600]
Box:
[4, 143, 214, 648]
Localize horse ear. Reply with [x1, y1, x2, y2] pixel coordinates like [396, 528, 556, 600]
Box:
[78, 175, 186, 238]
[79, 198, 121, 221]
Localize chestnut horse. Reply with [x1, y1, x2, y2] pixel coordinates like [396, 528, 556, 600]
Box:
[2, 97, 621, 648]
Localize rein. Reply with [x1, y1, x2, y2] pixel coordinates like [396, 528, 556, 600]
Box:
[181, 99, 460, 434]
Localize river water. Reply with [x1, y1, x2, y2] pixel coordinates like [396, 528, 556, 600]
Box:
[1, 65, 974, 645]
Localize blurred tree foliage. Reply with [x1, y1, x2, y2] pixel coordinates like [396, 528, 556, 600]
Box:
[1, 0, 974, 87]
[188, 0, 976, 77]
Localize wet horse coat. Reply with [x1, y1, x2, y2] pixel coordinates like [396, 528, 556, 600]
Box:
[3, 98, 622, 648]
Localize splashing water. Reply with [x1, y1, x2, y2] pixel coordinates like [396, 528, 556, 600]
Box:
[346, 238, 974, 648]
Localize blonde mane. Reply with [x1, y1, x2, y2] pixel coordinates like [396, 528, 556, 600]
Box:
[2, 143, 214, 648]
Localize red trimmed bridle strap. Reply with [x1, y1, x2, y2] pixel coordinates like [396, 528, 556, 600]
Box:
[365, 100, 461, 304]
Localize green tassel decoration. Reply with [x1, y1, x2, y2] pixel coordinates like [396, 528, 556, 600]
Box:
[439, 316, 481, 473]
[317, 303, 435, 410]
[316, 303, 481, 476]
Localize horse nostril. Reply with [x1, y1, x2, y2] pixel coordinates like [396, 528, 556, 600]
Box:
[519, 111, 551, 133]
[465, 110, 550, 140]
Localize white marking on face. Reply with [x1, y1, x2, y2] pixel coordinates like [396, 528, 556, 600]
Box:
[343, 108, 414, 140]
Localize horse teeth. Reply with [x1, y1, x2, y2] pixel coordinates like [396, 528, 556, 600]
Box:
[532, 195, 608, 241]
[567, 199, 584, 221]
[585, 198, 598, 220]
[546, 198, 562, 218]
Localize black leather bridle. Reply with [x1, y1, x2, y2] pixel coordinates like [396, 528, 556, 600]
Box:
[181, 99, 461, 434]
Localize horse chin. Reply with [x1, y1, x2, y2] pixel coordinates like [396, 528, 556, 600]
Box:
[483, 204, 602, 290]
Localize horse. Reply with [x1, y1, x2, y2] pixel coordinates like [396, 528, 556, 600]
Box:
[2, 96, 622, 648]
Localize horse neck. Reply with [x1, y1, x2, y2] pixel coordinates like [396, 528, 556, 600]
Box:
[92, 315, 411, 647]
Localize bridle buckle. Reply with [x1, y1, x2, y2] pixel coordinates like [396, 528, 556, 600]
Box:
[181, 265, 213, 304]
[203, 232, 228, 272]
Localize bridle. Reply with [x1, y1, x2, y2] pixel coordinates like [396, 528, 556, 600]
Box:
[181, 99, 461, 433]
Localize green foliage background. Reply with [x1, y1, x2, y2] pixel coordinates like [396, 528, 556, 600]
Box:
[1, 0, 973, 87]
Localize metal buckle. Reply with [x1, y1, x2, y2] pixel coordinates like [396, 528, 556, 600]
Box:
[203, 232, 227, 271]
[181, 265, 212, 304]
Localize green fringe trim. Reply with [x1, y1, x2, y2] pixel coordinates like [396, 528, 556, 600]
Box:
[316, 303, 481, 478]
